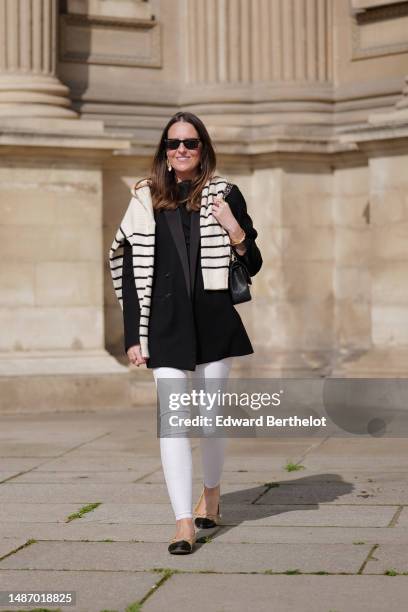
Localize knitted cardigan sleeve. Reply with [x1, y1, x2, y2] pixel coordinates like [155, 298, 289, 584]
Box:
[122, 238, 141, 353]
[225, 185, 263, 277]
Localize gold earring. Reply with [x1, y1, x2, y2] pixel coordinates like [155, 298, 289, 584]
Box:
[167, 158, 172, 172]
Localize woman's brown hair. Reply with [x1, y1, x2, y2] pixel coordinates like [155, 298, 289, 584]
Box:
[136, 112, 216, 212]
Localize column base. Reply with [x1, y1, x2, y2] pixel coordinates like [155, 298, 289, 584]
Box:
[0, 75, 77, 119]
[368, 108, 408, 124]
[332, 347, 408, 378]
[0, 350, 154, 413]
[230, 350, 333, 378]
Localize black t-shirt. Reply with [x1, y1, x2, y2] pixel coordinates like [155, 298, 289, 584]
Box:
[176, 180, 193, 263]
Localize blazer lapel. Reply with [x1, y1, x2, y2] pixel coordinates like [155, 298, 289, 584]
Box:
[190, 210, 200, 296]
[164, 209, 191, 299]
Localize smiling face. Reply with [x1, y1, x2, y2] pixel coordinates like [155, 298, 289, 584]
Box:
[166, 121, 202, 182]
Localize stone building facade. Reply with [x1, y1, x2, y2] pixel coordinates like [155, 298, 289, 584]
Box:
[1, 0, 408, 409]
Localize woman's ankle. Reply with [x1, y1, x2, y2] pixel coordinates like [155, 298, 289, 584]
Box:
[176, 517, 194, 525]
[204, 483, 220, 493]
[175, 517, 195, 536]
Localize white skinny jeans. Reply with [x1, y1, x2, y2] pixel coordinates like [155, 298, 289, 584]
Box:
[153, 357, 233, 520]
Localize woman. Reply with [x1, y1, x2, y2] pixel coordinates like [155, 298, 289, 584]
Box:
[109, 111, 262, 554]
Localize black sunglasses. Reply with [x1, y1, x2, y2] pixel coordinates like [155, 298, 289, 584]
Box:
[165, 138, 201, 150]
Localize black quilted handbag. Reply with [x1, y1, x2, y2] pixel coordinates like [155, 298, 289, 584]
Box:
[229, 249, 252, 304]
[222, 182, 252, 305]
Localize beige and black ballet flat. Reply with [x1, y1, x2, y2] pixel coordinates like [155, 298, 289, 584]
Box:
[193, 487, 222, 529]
[168, 532, 196, 555]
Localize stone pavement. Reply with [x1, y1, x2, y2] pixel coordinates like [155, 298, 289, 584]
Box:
[0, 406, 407, 612]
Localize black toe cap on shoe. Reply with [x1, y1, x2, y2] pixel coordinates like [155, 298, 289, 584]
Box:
[168, 539, 193, 554]
[194, 517, 217, 529]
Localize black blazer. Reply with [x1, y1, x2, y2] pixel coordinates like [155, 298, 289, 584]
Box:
[122, 184, 262, 370]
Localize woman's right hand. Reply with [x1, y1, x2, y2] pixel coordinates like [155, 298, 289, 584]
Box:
[127, 344, 146, 367]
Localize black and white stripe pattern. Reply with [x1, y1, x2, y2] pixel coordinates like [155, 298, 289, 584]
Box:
[200, 179, 233, 288]
[109, 176, 231, 358]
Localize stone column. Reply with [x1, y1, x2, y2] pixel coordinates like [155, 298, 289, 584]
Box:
[0, 0, 76, 118]
[185, 0, 333, 84]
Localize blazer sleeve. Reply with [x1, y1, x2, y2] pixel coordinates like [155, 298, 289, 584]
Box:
[225, 185, 263, 277]
[122, 238, 141, 353]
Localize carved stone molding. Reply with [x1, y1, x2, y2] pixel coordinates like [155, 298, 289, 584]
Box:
[59, 13, 161, 68]
[351, 0, 408, 59]
[350, 0, 407, 13]
[395, 74, 408, 110]
[66, 0, 153, 20]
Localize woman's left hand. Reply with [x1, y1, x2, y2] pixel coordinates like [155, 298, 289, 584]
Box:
[212, 196, 242, 237]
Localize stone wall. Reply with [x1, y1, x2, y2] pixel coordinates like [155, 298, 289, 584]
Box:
[0, 160, 104, 352]
[333, 164, 371, 359]
[370, 154, 408, 348]
[1, 0, 408, 393]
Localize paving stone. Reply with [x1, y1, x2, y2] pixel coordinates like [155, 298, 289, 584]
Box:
[0, 482, 256, 504]
[74, 429, 158, 445]
[213, 525, 408, 545]
[67, 448, 159, 458]
[268, 470, 408, 484]
[227, 438, 316, 453]
[1, 522, 407, 546]
[223, 456, 309, 471]
[0, 423, 110, 449]
[224, 444, 315, 462]
[0, 569, 159, 612]
[394, 507, 408, 527]
[142, 574, 408, 612]
[31, 455, 163, 472]
[0, 424, 107, 440]
[222, 504, 396, 527]
[0, 503, 88, 523]
[65, 502, 396, 527]
[0, 538, 27, 559]
[73, 434, 158, 452]
[141, 469, 280, 484]
[11, 470, 162, 484]
[72, 503, 175, 524]
[302, 438, 408, 470]
[0, 522, 173, 543]
[0, 459, 44, 472]
[143, 468, 325, 485]
[364, 543, 408, 574]
[0, 483, 173, 504]
[1, 408, 408, 611]
[141, 467, 408, 485]
[257, 481, 408, 505]
[308, 438, 408, 457]
[303, 456, 408, 471]
[0, 410, 127, 429]
[0, 473, 17, 483]
[0, 442, 75, 457]
[0, 540, 369, 574]
[72, 443, 160, 456]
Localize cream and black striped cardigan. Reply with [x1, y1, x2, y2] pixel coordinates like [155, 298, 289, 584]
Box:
[109, 175, 232, 358]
